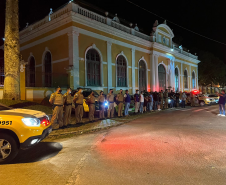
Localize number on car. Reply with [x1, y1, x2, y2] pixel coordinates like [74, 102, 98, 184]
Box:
[0, 121, 12, 125]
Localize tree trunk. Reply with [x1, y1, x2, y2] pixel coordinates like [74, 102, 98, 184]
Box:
[3, 0, 20, 100]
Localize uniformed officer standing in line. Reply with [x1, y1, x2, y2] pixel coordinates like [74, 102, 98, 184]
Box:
[117, 89, 124, 117]
[73, 87, 84, 123]
[63, 87, 72, 128]
[87, 91, 95, 122]
[164, 89, 169, 109]
[49, 87, 65, 130]
[98, 91, 105, 119]
[160, 90, 164, 109]
[107, 89, 115, 118]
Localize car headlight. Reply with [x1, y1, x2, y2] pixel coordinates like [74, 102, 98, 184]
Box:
[22, 118, 40, 127]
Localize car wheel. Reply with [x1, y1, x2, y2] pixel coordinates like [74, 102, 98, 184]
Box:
[200, 101, 205, 106]
[0, 134, 19, 164]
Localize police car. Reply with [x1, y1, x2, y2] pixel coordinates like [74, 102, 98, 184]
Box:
[0, 103, 52, 164]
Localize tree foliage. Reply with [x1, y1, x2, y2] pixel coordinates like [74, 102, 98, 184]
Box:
[198, 51, 226, 87]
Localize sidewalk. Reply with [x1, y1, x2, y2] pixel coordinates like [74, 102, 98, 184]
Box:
[47, 111, 158, 140]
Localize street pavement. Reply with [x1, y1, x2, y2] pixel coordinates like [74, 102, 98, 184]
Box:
[1, 105, 226, 185]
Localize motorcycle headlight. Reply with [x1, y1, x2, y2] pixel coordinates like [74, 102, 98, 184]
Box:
[168, 99, 171, 103]
[206, 98, 210, 101]
[105, 102, 109, 107]
[22, 118, 40, 127]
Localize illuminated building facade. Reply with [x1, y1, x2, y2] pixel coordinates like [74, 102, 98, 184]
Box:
[2, 2, 200, 101]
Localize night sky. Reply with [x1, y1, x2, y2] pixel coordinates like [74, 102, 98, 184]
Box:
[0, 0, 226, 61]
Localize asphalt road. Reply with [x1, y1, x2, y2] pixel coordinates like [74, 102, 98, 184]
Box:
[1, 105, 226, 185]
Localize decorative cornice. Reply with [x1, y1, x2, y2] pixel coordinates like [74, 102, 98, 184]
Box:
[68, 30, 79, 37]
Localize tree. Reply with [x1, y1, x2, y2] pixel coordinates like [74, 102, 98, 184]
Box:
[4, 0, 20, 100]
[198, 50, 226, 88]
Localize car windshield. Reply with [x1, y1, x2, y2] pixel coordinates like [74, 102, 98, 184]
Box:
[0, 103, 11, 111]
[208, 95, 218, 97]
[83, 91, 99, 97]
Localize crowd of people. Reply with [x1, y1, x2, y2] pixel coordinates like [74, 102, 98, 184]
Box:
[48, 87, 192, 130]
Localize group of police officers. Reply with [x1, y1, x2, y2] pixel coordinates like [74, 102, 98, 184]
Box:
[49, 87, 193, 130]
[49, 87, 130, 130]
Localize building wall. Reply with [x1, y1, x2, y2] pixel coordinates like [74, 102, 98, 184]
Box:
[11, 3, 200, 102]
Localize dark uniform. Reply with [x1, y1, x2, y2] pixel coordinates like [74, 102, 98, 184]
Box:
[160, 92, 164, 109]
[63, 92, 73, 126]
[98, 95, 105, 119]
[117, 92, 124, 117]
[49, 92, 64, 129]
[73, 92, 84, 123]
[87, 94, 95, 122]
[107, 93, 115, 118]
[164, 91, 168, 109]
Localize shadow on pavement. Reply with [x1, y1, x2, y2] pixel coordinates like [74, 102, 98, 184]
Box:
[9, 142, 62, 164]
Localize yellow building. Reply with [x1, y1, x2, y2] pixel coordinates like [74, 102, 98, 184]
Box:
[1, 2, 200, 101]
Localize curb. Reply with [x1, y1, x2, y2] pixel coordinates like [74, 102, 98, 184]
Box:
[46, 110, 166, 139]
[47, 121, 124, 139]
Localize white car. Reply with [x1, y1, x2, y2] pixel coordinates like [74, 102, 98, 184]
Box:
[204, 94, 219, 104]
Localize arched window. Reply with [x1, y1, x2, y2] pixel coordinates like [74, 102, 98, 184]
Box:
[139, 60, 146, 92]
[158, 64, 166, 91]
[26, 56, 36, 87]
[192, 71, 195, 89]
[44, 52, 52, 87]
[86, 49, 100, 86]
[117, 55, 127, 87]
[175, 68, 179, 92]
[184, 70, 188, 89]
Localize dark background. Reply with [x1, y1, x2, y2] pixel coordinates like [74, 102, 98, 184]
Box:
[0, 0, 225, 61]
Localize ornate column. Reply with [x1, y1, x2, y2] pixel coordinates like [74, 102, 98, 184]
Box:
[131, 48, 136, 93]
[189, 65, 192, 90]
[167, 59, 171, 89]
[107, 41, 112, 91]
[181, 62, 183, 92]
[196, 66, 199, 90]
[150, 54, 155, 92]
[172, 59, 175, 91]
[155, 55, 159, 92]
[68, 29, 79, 89]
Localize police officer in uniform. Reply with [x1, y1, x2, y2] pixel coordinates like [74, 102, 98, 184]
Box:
[164, 89, 169, 109]
[63, 87, 73, 128]
[73, 87, 84, 123]
[107, 89, 115, 118]
[49, 87, 65, 129]
[117, 89, 124, 117]
[87, 91, 95, 122]
[98, 91, 105, 119]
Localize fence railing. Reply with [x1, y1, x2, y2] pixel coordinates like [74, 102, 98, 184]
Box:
[77, 6, 106, 24]
[111, 21, 131, 34]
